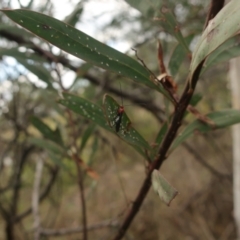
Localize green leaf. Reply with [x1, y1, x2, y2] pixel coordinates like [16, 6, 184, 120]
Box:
[18, 58, 53, 87]
[59, 93, 150, 157]
[169, 34, 194, 77]
[150, 122, 168, 161]
[202, 36, 240, 74]
[88, 137, 98, 165]
[190, 0, 240, 78]
[1, 9, 160, 91]
[152, 170, 178, 206]
[124, 0, 161, 16]
[70, 63, 93, 90]
[0, 47, 53, 87]
[171, 109, 240, 151]
[189, 93, 202, 107]
[29, 137, 68, 170]
[125, 0, 190, 53]
[80, 124, 96, 151]
[30, 116, 63, 146]
[155, 122, 168, 147]
[39, 89, 64, 115]
[64, 2, 83, 27]
[0, 47, 46, 63]
[29, 137, 64, 156]
[0, 24, 34, 40]
[59, 92, 109, 130]
[103, 94, 151, 150]
[47, 151, 69, 170]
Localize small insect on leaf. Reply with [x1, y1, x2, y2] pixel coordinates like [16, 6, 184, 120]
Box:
[103, 94, 131, 134]
[114, 105, 124, 132]
[103, 94, 151, 150]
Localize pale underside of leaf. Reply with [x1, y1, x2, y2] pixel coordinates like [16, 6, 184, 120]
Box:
[152, 169, 178, 206]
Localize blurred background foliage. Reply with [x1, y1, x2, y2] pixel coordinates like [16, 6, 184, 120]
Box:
[0, 0, 237, 239]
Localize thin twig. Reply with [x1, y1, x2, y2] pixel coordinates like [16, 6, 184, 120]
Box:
[32, 157, 44, 240]
[183, 142, 231, 180]
[66, 110, 88, 240]
[111, 146, 129, 206]
[76, 158, 88, 240]
[132, 48, 178, 105]
[40, 219, 119, 237]
[11, 146, 35, 217]
[14, 166, 59, 223]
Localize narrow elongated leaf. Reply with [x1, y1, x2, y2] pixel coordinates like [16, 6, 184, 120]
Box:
[103, 94, 151, 150]
[189, 93, 203, 107]
[202, 36, 240, 74]
[18, 58, 53, 87]
[29, 137, 68, 170]
[169, 34, 194, 77]
[150, 122, 168, 161]
[0, 24, 34, 40]
[31, 116, 63, 146]
[125, 0, 189, 52]
[155, 122, 168, 147]
[59, 93, 150, 157]
[80, 124, 96, 150]
[103, 94, 151, 149]
[38, 89, 64, 115]
[152, 170, 178, 206]
[88, 137, 98, 165]
[190, 0, 240, 77]
[29, 137, 64, 156]
[2, 9, 160, 92]
[0, 47, 48, 63]
[64, 2, 83, 27]
[47, 151, 68, 170]
[0, 47, 53, 87]
[124, 0, 160, 16]
[171, 109, 240, 151]
[59, 93, 109, 131]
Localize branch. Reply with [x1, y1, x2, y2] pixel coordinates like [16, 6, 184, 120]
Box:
[32, 157, 44, 240]
[66, 109, 88, 240]
[183, 142, 231, 180]
[75, 158, 88, 240]
[11, 145, 35, 217]
[204, 0, 225, 28]
[14, 166, 59, 223]
[112, 55, 205, 240]
[40, 219, 119, 237]
[112, 1, 226, 238]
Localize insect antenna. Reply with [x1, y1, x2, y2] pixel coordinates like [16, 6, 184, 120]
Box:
[119, 81, 124, 107]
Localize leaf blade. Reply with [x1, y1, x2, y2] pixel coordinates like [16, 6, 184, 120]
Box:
[152, 169, 178, 206]
[58, 93, 109, 131]
[171, 109, 240, 151]
[103, 94, 151, 150]
[1, 9, 160, 91]
[125, 0, 190, 52]
[190, 0, 240, 77]
[30, 116, 63, 146]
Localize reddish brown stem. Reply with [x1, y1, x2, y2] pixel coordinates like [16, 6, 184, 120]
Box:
[113, 2, 225, 237]
[66, 110, 88, 240]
